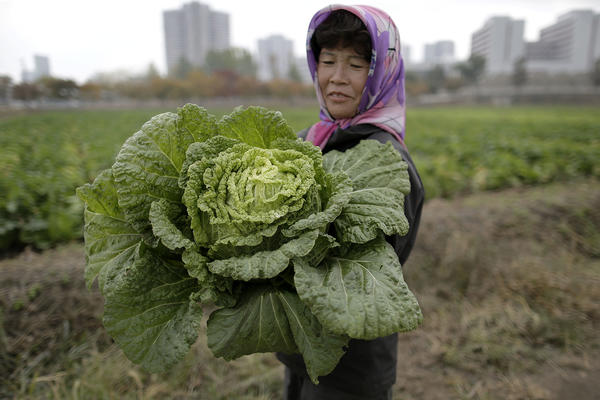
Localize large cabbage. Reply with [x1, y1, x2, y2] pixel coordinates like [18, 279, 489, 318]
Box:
[76, 104, 422, 383]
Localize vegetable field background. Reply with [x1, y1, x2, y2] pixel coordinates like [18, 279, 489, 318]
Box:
[1, 105, 599, 399]
[1, 105, 598, 252]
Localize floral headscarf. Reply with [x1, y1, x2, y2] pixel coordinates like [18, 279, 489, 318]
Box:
[305, 5, 406, 149]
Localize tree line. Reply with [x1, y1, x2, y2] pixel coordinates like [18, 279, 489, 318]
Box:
[1, 48, 314, 103]
[3, 51, 598, 104]
[0, 50, 486, 103]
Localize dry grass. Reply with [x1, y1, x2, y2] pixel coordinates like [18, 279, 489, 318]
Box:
[1, 179, 598, 399]
[396, 178, 600, 399]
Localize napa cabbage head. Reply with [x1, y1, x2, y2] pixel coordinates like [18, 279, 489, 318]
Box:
[147, 106, 352, 283]
[76, 104, 353, 377]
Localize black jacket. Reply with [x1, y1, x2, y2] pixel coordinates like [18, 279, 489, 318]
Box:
[277, 124, 425, 398]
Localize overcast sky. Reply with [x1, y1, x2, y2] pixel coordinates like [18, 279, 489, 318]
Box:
[1, 0, 599, 83]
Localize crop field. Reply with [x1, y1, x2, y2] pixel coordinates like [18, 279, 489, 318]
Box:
[0, 104, 599, 399]
[1, 104, 598, 252]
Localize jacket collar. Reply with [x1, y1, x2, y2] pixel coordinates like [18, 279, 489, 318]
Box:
[323, 124, 381, 152]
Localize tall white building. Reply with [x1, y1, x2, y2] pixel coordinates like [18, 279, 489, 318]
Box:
[163, 1, 230, 75]
[33, 55, 50, 80]
[471, 16, 525, 74]
[20, 54, 51, 83]
[424, 41, 455, 66]
[210, 11, 230, 52]
[526, 10, 600, 74]
[257, 35, 294, 81]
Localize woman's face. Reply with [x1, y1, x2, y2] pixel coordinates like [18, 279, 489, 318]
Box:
[317, 47, 369, 120]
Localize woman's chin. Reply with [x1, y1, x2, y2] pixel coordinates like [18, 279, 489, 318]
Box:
[327, 105, 356, 120]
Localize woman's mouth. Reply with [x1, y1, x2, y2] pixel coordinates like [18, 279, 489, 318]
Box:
[327, 92, 352, 102]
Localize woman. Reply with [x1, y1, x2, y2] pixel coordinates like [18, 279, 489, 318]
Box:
[277, 5, 425, 400]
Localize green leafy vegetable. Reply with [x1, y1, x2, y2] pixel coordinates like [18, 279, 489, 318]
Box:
[76, 104, 422, 384]
[293, 236, 422, 340]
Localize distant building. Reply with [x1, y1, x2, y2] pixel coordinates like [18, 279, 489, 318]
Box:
[210, 11, 230, 52]
[163, 9, 186, 74]
[21, 54, 51, 83]
[257, 34, 295, 81]
[33, 55, 50, 79]
[21, 68, 34, 83]
[471, 16, 525, 75]
[163, 1, 230, 75]
[525, 10, 600, 74]
[424, 41, 455, 66]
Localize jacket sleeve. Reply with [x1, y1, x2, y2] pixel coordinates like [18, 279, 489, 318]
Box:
[366, 132, 425, 267]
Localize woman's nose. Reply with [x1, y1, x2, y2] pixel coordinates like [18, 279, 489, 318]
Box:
[330, 65, 348, 83]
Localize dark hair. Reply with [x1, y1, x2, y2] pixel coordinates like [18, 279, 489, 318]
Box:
[311, 10, 372, 63]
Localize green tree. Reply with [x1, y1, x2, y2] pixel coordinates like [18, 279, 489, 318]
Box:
[38, 77, 79, 99]
[187, 69, 219, 97]
[172, 57, 193, 79]
[456, 54, 486, 85]
[426, 65, 446, 93]
[146, 63, 161, 80]
[12, 82, 41, 101]
[444, 76, 465, 92]
[512, 57, 527, 87]
[0, 75, 12, 103]
[205, 48, 257, 78]
[404, 71, 429, 97]
[79, 82, 102, 100]
[288, 62, 302, 83]
[592, 58, 600, 86]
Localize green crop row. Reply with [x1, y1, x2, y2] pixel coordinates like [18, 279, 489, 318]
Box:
[0, 109, 164, 250]
[0, 105, 598, 252]
[406, 107, 600, 198]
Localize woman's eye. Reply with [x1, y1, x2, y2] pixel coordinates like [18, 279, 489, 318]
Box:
[351, 64, 365, 69]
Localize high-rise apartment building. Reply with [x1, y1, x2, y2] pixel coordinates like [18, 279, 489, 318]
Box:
[471, 16, 525, 74]
[163, 1, 230, 75]
[526, 10, 600, 74]
[210, 11, 230, 52]
[33, 55, 50, 80]
[163, 9, 186, 74]
[20, 54, 51, 83]
[257, 34, 294, 81]
[424, 41, 455, 66]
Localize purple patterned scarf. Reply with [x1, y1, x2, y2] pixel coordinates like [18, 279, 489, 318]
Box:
[305, 5, 406, 149]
